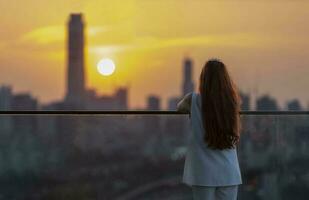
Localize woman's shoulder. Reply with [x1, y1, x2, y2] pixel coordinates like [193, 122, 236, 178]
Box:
[193, 92, 202, 108]
[191, 92, 201, 100]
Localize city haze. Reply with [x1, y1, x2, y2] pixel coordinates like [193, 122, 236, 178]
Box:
[0, 0, 309, 108]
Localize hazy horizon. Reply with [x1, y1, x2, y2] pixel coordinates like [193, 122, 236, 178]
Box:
[1, 0, 309, 109]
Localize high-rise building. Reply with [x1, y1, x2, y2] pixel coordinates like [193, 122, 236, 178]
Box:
[286, 99, 303, 111]
[11, 93, 37, 110]
[0, 85, 13, 134]
[0, 85, 12, 110]
[239, 91, 251, 110]
[256, 95, 279, 111]
[168, 96, 180, 110]
[11, 93, 38, 135]
[115, 87, 128, 110]
[182, 58, 194, 96]
[147, 95, 161, 110]
[65, 13, 86, 107]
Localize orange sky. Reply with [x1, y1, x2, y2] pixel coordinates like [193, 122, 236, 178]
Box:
[0, 0, 309, 109]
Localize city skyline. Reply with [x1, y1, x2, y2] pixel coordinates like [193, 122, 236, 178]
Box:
[1, 1, 309, 108]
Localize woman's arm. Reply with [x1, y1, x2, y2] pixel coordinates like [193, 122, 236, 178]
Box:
[177, 93, 192, 114]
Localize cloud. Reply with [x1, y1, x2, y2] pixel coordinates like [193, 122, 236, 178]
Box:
[90, 45, 130, 55]
[88, 26, 107, 36]
[21, 26, 65, 45]
[20, 25, 107, 45]
[89, 32, 267, 56]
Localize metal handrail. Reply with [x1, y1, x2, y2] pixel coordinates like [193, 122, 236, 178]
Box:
[0, 110, 308, 115]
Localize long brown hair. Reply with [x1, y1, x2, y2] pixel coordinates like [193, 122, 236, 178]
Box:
[199, 59, 241, 150]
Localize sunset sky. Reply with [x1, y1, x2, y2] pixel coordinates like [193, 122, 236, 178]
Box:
[0, 0, 309, 109]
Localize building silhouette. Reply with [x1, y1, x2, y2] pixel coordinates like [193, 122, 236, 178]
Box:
[0, 85, 38, 111]
[147, 95, 161, 110]
[85, 87, 128, 110]
[168, 57, 194, 110]
[240, 91, 251, 110]
[65, 13, 86, 108]
[256, 95, 279, 111]
[11, 93, 38, 135]
[286, 99, 303, 111]
[54, 13, 127, 110]
[0, 86, 13, 134]
[182, 58, 195, 96]
[168, 97, 180, 110]
[0, 85, 12, 110]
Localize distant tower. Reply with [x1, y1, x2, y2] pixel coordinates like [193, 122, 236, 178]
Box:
[65, 13, 86, 107]
[0, 85, 12, 110]
[115, 87, 128, 110]
[286, 99, 302, 111]
[256, 95, 279, 111]
[182, 58, 194, 96]
[147, 95, 161, 110]
[239, 91, 251, 110]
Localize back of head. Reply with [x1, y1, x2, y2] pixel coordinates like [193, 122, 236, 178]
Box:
[199, 59, 241, 150]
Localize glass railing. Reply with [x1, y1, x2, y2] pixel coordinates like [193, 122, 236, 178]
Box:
[0, 111, 308, 200]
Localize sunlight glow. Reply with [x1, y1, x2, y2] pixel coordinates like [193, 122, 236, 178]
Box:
[97, 58, 116, 76]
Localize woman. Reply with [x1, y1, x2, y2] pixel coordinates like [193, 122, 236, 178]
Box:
[177, 59, 242, 200]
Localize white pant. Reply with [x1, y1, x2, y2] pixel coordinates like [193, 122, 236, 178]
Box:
[192, 185, 238, 200]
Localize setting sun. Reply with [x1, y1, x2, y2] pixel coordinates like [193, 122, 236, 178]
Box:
[97, 58, 116, 76]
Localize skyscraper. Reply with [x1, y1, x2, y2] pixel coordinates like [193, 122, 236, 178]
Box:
[182, 58, 194, 96]
[65, 13, 86, 107]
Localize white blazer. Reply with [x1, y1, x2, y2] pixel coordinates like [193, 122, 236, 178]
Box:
[182, 92, 242, 186]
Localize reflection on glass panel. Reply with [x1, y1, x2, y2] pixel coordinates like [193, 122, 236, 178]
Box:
[0, 114, 308, 199]
[238, 115, 309, 200]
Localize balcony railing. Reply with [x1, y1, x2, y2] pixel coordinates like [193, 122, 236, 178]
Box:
[1, 110, 309, 114]
[0, 110, 308, 200]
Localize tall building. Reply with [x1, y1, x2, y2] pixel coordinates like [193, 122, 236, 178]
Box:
[286, 99, 303, 111]
[168, 96, 180, 110]
[115, 87, 128, 110]
[65, 13, 86, 107]
[182, 58, 195, 96]
[240, 91, 251, 110]
[147, 95, 161, 110]
[11, 93, 37, 110]
[0, 85, 13, 134]
[256, 95, 279, 111]
[0, 85, 12, 110]
[11, 93, 38, 135]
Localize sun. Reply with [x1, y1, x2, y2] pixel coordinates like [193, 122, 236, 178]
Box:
[97, 58, 116, 76]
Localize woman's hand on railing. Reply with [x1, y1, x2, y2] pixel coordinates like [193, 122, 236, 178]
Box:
[177, 93, 192, 114]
